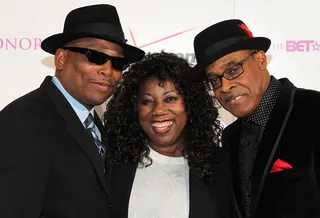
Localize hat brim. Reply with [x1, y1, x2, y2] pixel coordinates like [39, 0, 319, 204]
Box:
[41, 32, 145, 63]
[189, 37, 271, 83]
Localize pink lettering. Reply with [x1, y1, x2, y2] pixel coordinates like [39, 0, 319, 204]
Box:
[6, 38, 17, 50]
[34, 38, 42, 50]
[299, 40, 314, 52]
[19, 38, 32, 50]
[286, 40, 296, 52]
[0, 38, 43, 50]
[286, 40, 314, 52]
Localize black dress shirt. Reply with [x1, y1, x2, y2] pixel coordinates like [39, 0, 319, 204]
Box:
[239, 76, 281, 218]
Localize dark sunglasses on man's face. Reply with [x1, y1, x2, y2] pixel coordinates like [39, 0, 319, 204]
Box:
[62, 47, 130, 71]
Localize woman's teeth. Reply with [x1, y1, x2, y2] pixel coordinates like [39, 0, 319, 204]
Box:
[151, 121, 174, 133]
[151, 121, 174, 127]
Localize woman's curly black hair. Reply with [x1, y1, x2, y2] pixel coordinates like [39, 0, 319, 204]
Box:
[103, 51, 222, 183]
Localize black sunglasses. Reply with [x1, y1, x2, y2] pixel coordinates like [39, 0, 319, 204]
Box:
[63, 47, 130, 71]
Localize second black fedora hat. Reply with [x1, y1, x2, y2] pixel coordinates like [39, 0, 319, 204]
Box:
[189, 19, 271, 82]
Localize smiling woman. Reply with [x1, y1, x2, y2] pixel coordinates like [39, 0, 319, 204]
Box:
[137, 78, 187, 157]
[103, 51, 235, 218]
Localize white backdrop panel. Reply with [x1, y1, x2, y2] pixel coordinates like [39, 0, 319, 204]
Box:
[235, 0, 320, 90]
[1, 0, 319, 125]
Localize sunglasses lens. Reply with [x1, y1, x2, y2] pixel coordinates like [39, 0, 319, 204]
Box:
[109, 57, 130, 71]
[86, 49, 129, 71]
[87, 51, 108, 65]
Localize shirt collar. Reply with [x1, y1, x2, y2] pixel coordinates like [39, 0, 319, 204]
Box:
[243, 76, 282, 128]
[51, 76, 94, 126]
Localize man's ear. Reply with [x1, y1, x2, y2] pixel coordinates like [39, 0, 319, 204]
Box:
[256, 50, 267, 70]
[54, 48, 66, 70]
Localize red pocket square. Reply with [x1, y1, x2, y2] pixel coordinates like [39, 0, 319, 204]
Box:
[270, 159, 293, 173]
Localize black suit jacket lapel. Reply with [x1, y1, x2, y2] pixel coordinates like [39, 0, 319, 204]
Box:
[111, 163, 137, 218]
[223, 120, 244, 215]
[251, 78, 296, 216]
[41, 76, 108, 196]
[95, 112, 114, 199]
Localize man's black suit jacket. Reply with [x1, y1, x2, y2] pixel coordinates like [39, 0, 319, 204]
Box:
[223, 78, 320, 218]
[0, 76, 110, 218]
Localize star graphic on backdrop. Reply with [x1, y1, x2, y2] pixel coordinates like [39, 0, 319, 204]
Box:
[127, 27, 197, 48]
[312, 41, 320, 51]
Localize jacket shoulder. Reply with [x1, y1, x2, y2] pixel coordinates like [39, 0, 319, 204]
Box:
[0, 87, 53, 118]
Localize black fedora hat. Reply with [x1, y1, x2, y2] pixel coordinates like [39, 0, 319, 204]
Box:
[41, 4, 145, 63]
[189, 19, 271, 82]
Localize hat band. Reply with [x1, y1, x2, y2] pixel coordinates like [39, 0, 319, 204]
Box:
[204, 36, 249, 56]
[68, 22, 125, 43]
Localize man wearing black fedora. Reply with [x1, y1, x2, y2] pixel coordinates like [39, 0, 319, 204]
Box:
[0, 4, 144, 218]
[189, 19, 320, 218]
